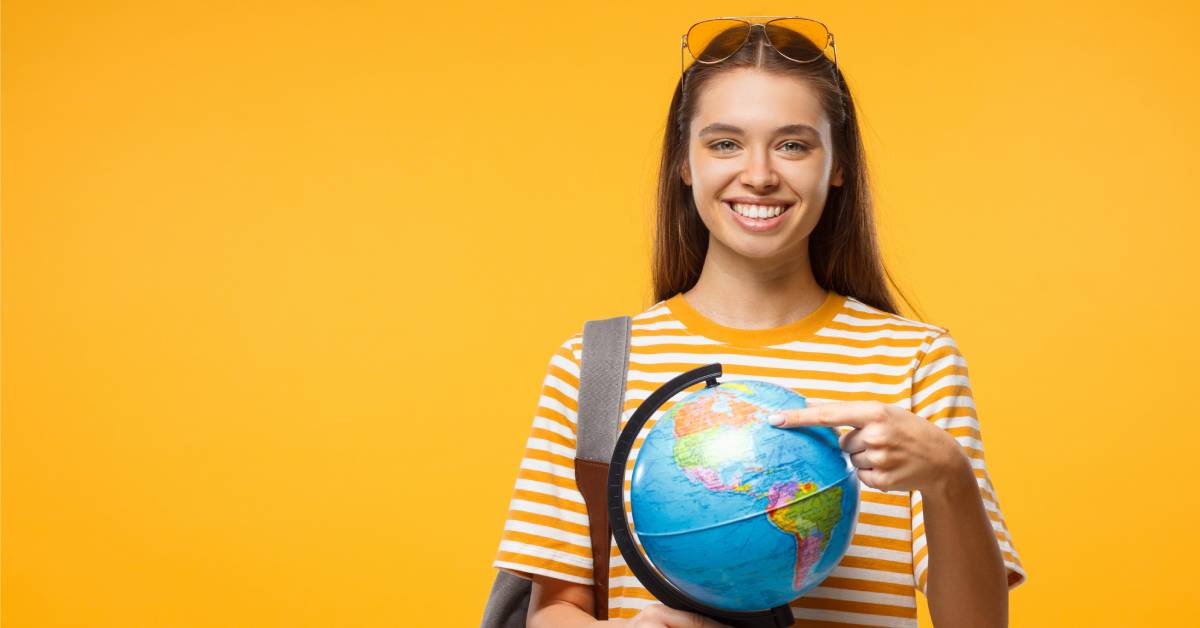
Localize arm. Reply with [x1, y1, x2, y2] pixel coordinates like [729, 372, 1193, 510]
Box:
[527, 574, 603, 627]
[922, 456, 1009, 628]
[766, 392, 1015, 625]
[527, 574, 732, 627]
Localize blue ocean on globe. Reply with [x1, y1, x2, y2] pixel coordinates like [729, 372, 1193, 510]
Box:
[629, 379, 861, 612]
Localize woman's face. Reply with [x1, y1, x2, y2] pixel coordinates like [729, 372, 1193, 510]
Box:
[682, 68, 843, 265]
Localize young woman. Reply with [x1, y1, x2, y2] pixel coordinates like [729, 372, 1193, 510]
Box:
[492, 17, 1026, 627]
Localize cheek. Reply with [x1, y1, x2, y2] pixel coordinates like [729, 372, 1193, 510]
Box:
[690, 155, 740, 186]
[784, 162, 828, 188]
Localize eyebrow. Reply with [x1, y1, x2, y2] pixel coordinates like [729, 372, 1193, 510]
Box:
[698, 122, 820, 138]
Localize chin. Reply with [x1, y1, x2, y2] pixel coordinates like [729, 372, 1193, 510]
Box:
[721, 239, 791, 262]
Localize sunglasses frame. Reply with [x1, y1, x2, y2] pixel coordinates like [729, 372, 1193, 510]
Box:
[680, 15, 838, 77]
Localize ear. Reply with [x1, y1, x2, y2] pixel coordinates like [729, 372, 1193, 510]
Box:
[680, 161, 692, 187]
[831, 162, 844, 188]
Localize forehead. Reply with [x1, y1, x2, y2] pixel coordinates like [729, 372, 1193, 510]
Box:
[691, 68, 829, 137]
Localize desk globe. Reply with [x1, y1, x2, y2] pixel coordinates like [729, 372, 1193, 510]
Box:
[629, 379, 861, 612]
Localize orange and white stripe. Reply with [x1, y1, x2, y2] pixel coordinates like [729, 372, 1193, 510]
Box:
[494, 291, 1026, 626]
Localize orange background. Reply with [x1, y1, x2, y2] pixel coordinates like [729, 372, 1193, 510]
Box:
[4, 1, 1198, 626]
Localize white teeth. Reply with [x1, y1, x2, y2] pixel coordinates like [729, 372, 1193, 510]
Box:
[729, 202, 788, 219]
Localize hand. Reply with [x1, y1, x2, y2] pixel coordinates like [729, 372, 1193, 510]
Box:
[621, 603, 734, 627]
[767, 401, 971, 496]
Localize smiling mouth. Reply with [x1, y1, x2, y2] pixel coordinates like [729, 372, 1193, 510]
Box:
[723, 201, 794, 220]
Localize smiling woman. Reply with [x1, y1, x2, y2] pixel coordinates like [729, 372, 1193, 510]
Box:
[489, 16, 1026, 628]
[660, 32, 888, 320]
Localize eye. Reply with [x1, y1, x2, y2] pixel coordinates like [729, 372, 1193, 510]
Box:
[781, 141, 812, 153]
[709, 139, 739, 152]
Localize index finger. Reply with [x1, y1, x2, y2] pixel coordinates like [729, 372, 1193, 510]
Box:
[767, 401, 883, 430]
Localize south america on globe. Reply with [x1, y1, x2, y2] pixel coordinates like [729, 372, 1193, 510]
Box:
[629, 379, 861, 612]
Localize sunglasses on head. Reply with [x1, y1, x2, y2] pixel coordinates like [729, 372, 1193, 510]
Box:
[681, 16, 838, 76]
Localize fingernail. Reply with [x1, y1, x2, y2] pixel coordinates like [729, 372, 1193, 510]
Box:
[767, 413, 784, 425]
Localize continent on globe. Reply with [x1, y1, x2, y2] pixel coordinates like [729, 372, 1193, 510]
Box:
[766, 480, 844, 589]
[672, 389, 768, 491]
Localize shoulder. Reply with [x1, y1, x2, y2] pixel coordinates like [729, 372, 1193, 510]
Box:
[837, 295, 960, 361]
[552, 332, 584, 372]
[840, 295, 947, 335]
[564, 299, 677, 360]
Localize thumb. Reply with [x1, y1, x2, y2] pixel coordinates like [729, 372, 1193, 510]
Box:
[687, 613, 734, 628]
[661, 605, 733, 628]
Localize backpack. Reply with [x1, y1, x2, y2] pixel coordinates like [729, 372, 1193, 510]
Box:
[481, 315, 632, 627]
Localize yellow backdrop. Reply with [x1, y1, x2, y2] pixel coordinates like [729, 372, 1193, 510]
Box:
[5, 1, 1198, 626]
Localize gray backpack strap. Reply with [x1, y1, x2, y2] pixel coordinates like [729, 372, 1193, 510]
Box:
[481, 316, 633, 627]
[577, 316, 633, 462]
[573, 315, 632, 620]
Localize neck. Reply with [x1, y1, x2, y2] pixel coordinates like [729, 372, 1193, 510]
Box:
[682, 235, 827, 330]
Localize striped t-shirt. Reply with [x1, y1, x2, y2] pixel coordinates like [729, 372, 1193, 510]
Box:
[493, 290, 1027, 626]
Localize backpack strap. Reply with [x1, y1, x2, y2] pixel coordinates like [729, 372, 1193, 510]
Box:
[480, 571, 530, 628]
[575, 315, 633, 620]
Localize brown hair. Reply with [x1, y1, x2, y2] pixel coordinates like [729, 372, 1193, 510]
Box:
[652, 25, 920, 318]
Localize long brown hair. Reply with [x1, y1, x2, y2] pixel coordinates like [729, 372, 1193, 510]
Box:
[652, 25, 919, 318]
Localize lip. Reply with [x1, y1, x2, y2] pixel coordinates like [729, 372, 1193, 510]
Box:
[724, 201, 793, 233]
[723, 197, 794, 206]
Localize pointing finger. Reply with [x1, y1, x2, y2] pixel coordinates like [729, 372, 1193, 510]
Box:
[767, 401, 882, 430]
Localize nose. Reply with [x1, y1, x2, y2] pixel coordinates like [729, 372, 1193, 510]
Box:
[739, 148, 779, 190]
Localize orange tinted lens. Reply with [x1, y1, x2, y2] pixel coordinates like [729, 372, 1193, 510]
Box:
[764, 18, 830, 63]
[686, 19, 751, 63]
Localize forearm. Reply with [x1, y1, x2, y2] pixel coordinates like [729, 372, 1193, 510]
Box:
[528, 601, 618, 627]
[921, 458, 1008, 628]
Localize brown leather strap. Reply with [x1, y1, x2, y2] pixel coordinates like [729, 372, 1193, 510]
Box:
[574, 457, 612, 620]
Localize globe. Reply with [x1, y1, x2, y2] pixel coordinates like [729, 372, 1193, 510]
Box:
[629, 379, 861, 612]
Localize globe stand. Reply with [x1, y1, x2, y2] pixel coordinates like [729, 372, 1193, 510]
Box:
[606, 363, 796, 628]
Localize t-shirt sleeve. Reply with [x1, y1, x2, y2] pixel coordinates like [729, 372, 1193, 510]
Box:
[491, 334, 595, 585]
[909, 331, 1027, 596]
